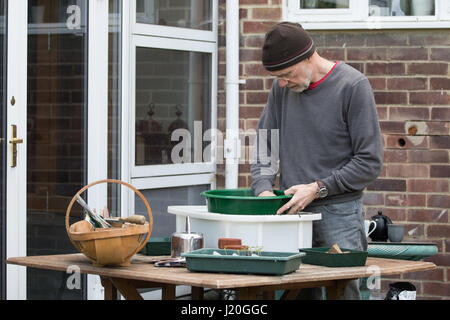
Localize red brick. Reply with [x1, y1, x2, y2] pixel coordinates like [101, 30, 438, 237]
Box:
[407, 63, 449, 75]
[402, 269, 444, 281]
[244, 63, 268, 77]
[374, 92, 407, 105]
[408, 209, 448, 223]
[379, 207, 406, 221]
[318, 48, 345, 61]
[366, 62, 406, 75]
[430, 77, 450, 90]
[425, 255, 450, 270]
[430, 165, 450, 178]
[362, 192, 384, 205]
[389, 47, 428, 60]
[380, 121, 407, 134]
[383, 149, 407, 162]
[385, 193, 407, 206]
[430, 48, 450, 61]
[407, 150, 449, 163]
[239, 48, 261, 62]
[251, 8, 281, 20]
[239, 0, 269, 4]
[407, 179, 449, 193]
[243, 21, 275, 34]
[388, 107, 429, 121]
[239, 106, 264, 118]
[377, 106, 388, 120]
[404, 223, 425, 237]
[428, 195, 450, 209]
[407, 194, 427, 207]
[245, 35, 265, 48]
[368, 78, 386, 90]
[243, 78, 264, 90]
[410, 33, 450, 46]
[431, 108, 450, 121]
[246, 92, 268, 104]
[366, 33, 408, 46]
[386, 164, 429, 178]
[367, 179, 406, 192]
[430, 136, 450, 149]
[347, 48, 388, 61]
[410, 92, 450, 105]
[387, 77, 427, 90]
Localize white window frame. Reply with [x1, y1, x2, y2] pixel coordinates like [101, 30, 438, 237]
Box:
[284, 0, 450, 29]
[122, 1, 218, 195]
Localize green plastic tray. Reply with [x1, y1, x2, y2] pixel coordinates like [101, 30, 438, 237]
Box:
[139, 237, 171, 256]
[182, 248, 305, 275]
[367, 242, 438, 261]
[201, 188, 292, 215]
[299, 247, 368, 267]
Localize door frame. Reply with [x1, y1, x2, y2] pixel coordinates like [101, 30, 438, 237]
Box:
[5, 0, 109, 300]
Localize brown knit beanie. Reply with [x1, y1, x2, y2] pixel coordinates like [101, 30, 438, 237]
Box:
[262, 22, 315, 71]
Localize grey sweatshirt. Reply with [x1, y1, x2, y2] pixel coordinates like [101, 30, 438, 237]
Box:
[250, 62, 383, 206]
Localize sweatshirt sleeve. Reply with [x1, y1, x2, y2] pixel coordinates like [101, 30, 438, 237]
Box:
[321, 78, 384, 196]
[250, 84, 280, 196]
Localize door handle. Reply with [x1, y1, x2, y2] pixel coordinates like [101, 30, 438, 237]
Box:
[9, 125, 23, 167]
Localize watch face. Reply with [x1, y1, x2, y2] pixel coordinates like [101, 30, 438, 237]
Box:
[318, 187, 328, 198]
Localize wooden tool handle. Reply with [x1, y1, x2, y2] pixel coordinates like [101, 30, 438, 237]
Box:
[65, 179, 153, 254]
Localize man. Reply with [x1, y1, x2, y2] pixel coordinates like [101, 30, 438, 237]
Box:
[250, 22, 383, 299]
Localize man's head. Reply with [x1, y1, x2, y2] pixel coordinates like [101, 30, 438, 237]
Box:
[262, 22, 316, 92]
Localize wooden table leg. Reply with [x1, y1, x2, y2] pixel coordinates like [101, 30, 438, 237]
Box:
[238, 287, 260, 300]
[100, 276, 118, 300]
[110, 278, 143, 300]
[191, 286, 204, 300]
[326, 280, 351, 300]
[161, 284, 176, 300]
[280, 289, 302, 300]
[262, 290, 275, 300]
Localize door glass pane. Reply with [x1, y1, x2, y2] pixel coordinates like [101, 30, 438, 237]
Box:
[27, 0, 87, 300]
[135, 184, 209, 238]
[108, 0, 122, 216]
[0, 0, 6, 300]
[135, 48, 211, 166]
[300, 0, 349, 9]
[369, 0, 435, 16]
[136, 0, 212, 31]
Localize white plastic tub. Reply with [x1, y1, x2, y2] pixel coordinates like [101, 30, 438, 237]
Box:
[167, 206, 321, 253]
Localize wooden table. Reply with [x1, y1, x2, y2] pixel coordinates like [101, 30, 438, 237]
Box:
[7, 253, 435, 300]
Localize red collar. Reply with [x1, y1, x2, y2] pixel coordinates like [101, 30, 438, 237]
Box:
[307, 61, 339, 90]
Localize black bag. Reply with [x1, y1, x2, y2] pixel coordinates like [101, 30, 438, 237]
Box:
[384, 282, 416, 300]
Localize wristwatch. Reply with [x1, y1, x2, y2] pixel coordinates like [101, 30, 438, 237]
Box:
[316, 181, 328, 198]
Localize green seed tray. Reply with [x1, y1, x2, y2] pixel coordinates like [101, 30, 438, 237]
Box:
[182, 248, 305, 275]
[201, 188, 292, 215]
[299, 247, 368, 267]
[139, 237, 171, 256]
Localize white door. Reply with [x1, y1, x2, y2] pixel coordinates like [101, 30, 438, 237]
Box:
[5, 0, 108, 300]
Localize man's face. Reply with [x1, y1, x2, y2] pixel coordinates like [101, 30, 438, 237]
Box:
[269, 60, 312, 92]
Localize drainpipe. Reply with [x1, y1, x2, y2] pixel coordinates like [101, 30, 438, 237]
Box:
[224, 0, 244, 189]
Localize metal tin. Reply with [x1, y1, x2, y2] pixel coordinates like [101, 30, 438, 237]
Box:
[171, 232, 204, 258]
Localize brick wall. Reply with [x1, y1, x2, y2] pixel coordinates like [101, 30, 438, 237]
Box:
[217, 0, 450, 299]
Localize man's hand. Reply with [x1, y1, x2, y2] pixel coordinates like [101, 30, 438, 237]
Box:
[276, 183, 319, 215]
[258, 190, 277, 197]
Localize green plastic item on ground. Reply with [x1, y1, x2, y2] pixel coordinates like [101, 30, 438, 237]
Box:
[201, 188, 292, 215]
[182, 248, 305, 275]
[139, 237, 172, 256]
[299, 247, 368, 267]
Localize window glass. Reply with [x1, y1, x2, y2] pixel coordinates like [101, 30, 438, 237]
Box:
[135, 47, 211, 166]
[27, 0, 87, 300]
[369, 0, 435, 16]
[300, 0, 349, 9]
[135, 184, 209, 238]
[136, 0, 212, 31]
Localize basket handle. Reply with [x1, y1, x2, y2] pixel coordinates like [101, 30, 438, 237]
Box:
[65, 179, 153, 255]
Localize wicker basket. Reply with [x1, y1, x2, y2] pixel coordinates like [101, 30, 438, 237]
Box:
[65, 179, 153, 267]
